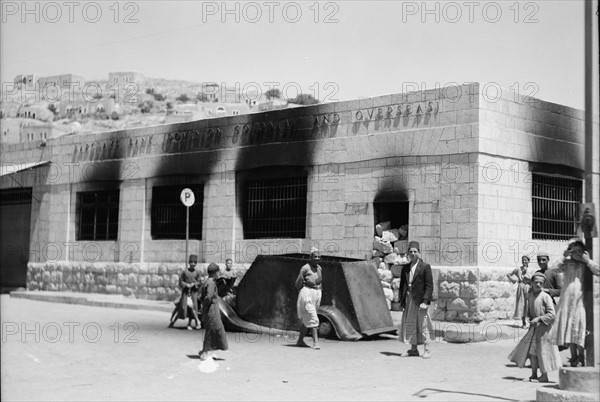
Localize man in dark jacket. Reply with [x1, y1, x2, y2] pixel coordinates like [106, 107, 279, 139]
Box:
[398, 241, 434, 359]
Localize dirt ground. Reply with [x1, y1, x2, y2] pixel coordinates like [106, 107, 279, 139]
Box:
[1, 295, 577, 401]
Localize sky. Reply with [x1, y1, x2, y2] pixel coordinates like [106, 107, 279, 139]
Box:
[0, 0, 596, 109]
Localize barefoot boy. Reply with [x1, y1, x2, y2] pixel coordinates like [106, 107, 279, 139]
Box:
[509, 272, 562, 382]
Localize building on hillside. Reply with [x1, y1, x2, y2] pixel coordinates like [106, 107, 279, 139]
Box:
[37, 74, 86, 90]
[13, 74, 39, 89]
[58, 98, 118, 118]
[199, 82, 258, 104]
[1, 119, 70, 145]
[11, 74, 85, 104]
[107, 72, 145, 102]
[0, 83, 598, 322]
[20, 121, 55, 143]
[164, 102, 252, 124]
[1, 118, 22, 143]
[16, 103, 54, 122]
[0, 101, 21, 118]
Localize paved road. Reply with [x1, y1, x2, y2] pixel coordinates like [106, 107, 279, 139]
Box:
[1, 295, 570, 401]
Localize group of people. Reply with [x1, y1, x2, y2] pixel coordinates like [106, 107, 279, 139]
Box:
[165, 242, 437, 359]
[293, 243, 435, 357]
[169, 254, 233, 360]
[508, 238, 599, 382]
[167, 238, 597, 373]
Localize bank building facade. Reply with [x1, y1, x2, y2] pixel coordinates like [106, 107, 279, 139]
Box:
[1, 83, 598, 322]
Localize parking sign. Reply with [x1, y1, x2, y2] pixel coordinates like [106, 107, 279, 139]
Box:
[180, 188, 195, 207]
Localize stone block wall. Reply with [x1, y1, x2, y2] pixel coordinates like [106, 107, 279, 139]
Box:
[432, 266, 600, 322]
[27, 261, 251, 301]
[27, 261, 599, 321]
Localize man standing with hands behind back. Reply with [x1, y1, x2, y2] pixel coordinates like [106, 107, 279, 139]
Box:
[398, 241, 434, 359]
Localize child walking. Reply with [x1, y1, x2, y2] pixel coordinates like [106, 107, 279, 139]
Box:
[508, 272, 561, 383]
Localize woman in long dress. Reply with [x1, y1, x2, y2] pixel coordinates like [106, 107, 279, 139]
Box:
[199, 263, 229, 360]
[508, 255, 532, 328]
[552, 238, 599, 367]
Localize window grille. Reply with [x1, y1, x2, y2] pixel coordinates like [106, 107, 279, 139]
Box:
[151, 185, 203, 240]
[243, 177, 307, 239]
[0, 188, 32, 205]
[76, 190, 119, 240]
[532, 174, 582, 241]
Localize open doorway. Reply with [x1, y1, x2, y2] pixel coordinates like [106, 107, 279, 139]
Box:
[373, 201, 409, 236]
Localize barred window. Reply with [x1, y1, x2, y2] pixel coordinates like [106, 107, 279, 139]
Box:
[151, 185, 203, 240]
[0, 188, 32, 205]
[243, 177, 307, 239]
[532, 174, 582, 240]
[76, 190, 119, 240]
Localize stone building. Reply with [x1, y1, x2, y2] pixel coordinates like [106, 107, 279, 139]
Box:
[16, 103, 54, 122]
[58, 98, 118, 118]
[107, 72, 145, 102]
[13, 74, 38, 89]
[0, 83, 598, 321]
[19, 121, 55, 143]
[164, 102, 252, 124]
[37, 74, 86, 90]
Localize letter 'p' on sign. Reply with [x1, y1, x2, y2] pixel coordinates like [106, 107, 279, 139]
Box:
[180, 188, 195, 207]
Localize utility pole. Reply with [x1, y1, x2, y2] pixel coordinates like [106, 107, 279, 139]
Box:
[583, 0, 596, 367]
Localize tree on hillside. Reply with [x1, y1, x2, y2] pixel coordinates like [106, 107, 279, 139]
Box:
[47, 103, 58, 115]
[196, 93, 209, 103]
[153, 93, 165, 101]
[288, 93, 319, 105]
[138, 99, 154, 113]
[176, 93, 190, 103]
[265, 88, 282, 100]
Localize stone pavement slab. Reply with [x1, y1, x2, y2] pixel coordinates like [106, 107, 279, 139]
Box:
[2, 294, 550, 402]
[10, 290, 174, 313]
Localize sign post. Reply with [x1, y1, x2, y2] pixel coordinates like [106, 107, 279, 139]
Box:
[180, 188, 195, 266]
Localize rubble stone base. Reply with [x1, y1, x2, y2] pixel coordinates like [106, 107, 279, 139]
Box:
[26, 261, 250, 301]
[28, 262, 599, 322]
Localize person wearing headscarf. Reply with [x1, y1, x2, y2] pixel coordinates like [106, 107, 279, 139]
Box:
[551, 238, 599, 367]
[509, 272, 562, 382]
[199, 263, 229, 360]
[508, 255, 533, 328]
[295, 247, 323, 349]
[169, 254, 202, 330]
[398, 241, 434, 359]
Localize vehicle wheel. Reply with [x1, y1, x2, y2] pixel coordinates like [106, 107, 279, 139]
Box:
[318, 318, 335, 339]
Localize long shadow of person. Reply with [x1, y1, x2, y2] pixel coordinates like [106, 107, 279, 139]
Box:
[380, 351, 403, 357]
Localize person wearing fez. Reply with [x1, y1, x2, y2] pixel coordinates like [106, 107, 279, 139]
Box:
[295, 247, 323, 350]
[509, 272, 561, 383]
[551, 238, 599, 367]
[398, 241, 434, 359]
[169, 254, 202, 330]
